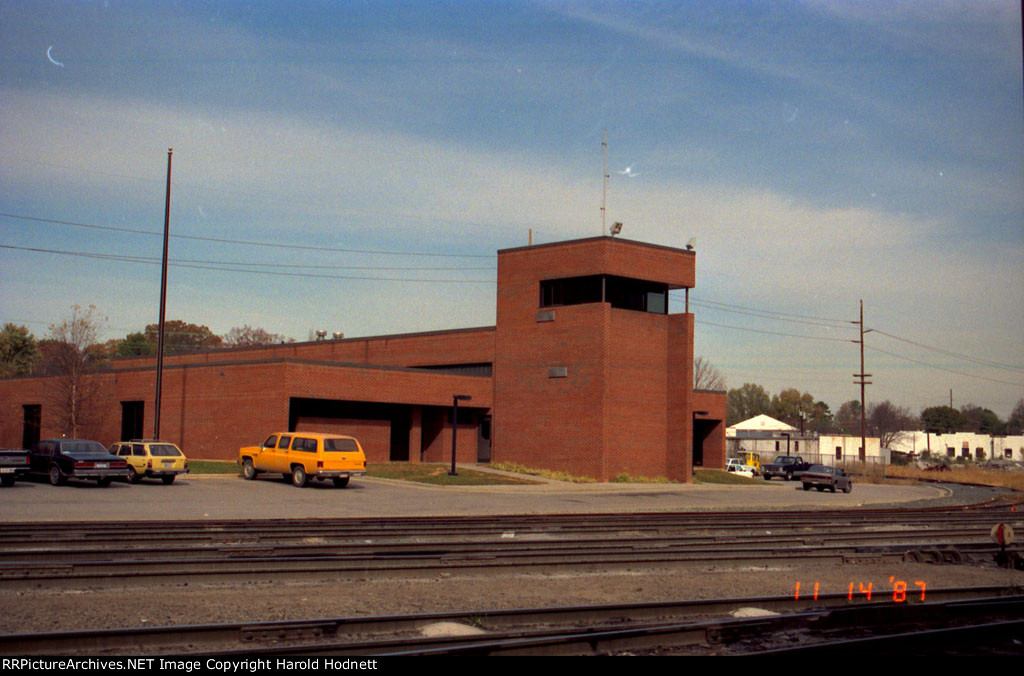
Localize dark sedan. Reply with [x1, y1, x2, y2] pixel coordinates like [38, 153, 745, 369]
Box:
[800, 464, 853, 493]
[30, 439, 129, 486]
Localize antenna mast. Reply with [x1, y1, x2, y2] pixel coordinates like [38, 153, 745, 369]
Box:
[601, 129, 608, 236]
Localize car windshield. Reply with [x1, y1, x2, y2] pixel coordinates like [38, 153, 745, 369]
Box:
[149, 445, 182, 457]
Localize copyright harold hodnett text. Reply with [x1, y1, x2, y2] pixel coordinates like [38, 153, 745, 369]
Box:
[2, 658, 378, 673]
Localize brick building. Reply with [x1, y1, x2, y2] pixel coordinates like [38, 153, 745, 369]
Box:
[1, 236, 725, 481]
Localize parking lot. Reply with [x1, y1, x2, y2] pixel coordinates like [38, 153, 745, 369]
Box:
[0, 470, 949, 521]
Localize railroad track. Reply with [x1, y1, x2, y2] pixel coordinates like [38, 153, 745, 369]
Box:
[1, 586, 1020, 656]
[1, 495, 1021, 545]
[1, 506, 1021, 589]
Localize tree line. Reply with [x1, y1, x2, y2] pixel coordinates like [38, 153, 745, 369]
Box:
[725, 381, 1024, 441]
[0, 306, 294, 379]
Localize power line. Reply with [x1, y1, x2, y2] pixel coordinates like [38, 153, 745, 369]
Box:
[0, 245, 496, 284]
[686, 299, 851, 330]
[679, 294, 850, 327]
[866, 345, 1024, 388]
[0, 244, 493, 271]
[0, 212, 496, 259]
[695, 319, 851, 343]
[868, 328, 1024, 375]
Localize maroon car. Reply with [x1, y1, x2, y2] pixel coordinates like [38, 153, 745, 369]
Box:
[801, 464, 853, 493]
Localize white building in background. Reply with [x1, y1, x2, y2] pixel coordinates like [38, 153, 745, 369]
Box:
[891, 432, 1024, 462]
[727, 414, 885, 465]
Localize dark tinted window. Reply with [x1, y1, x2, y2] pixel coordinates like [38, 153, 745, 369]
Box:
[292, 437, 317, 452]
[324, 438, 359, 452]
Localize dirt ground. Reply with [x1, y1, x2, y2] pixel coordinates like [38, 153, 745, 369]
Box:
[4, 560, 1023, 634]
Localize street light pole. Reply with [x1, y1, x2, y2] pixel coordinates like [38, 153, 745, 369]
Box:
[450, 395, 472, 477]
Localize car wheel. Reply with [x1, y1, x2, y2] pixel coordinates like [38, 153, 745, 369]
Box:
[97, 477, 112, 487]
[785, 472, 793, 481]
[49, 465, 65, 486]
[1, 475, 15, 487]
[241, 458, 257, 480]
[292, 466, 308, 488]
[161, 475, 175, 485]
[843, 482, 852, 494]
[332, 477, 350, 488]
[763, 474, 771, 481]
[802, 483, 810, 491]
[126, 466, 140, 484]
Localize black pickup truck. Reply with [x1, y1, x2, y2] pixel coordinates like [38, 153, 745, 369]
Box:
[762, 455, 813, 481]
[0, 449, 31, 486]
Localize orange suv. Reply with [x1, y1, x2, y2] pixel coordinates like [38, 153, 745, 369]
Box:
[239, 432, 367, 488]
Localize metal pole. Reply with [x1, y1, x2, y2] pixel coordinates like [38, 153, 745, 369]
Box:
[154, 148, 172, 440]
[601, 130, 608, 236]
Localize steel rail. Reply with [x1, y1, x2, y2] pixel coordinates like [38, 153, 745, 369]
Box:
[2, 586, 1019, 656]
[743, 618, 1024, 656]
[369, 594, 1024, 656]
[246, 593, 1024, 657]
[1, 539, 1019, 590]
[2, 522, 1021, 563]
[1, 506, 1019, 547]
[4, 512, 1019, 548]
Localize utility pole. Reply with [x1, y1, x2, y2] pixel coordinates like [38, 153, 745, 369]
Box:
[154, 148, 172, 440]
[601, 130, 608, 236]
[851, 300, 872, 465]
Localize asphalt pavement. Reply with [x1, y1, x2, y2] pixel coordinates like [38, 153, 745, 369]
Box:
[0, 467, 959, 522]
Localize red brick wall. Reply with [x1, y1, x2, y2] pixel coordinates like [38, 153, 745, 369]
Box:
[694, 389, 727, 469]
[494, 237, 700, 482]
[0, 237, 722, 481]
[0, 360, 490, 461]
[604, 308, 670, 480]
[667, 314, 695, 481]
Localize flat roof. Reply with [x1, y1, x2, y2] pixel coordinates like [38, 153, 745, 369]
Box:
[498, 235, 695, 256]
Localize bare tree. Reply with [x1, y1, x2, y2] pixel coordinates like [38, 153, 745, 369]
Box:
[867, 400, 916, 450]
[694, 356, 726, 391]
[223, 325, 292, 347]
[46, 305, 108, 437]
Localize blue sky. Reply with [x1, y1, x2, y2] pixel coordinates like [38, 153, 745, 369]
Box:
[1, 1, 1022, 418]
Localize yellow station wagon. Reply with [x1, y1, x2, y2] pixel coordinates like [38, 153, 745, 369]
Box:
[110, 440, 189, 484]
[238, 432, 367, 488]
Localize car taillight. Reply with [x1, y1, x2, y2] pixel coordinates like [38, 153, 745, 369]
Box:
[317, 461, 324, 468]
[147, 460, 152, 469]
[74, 462, 94, 469]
